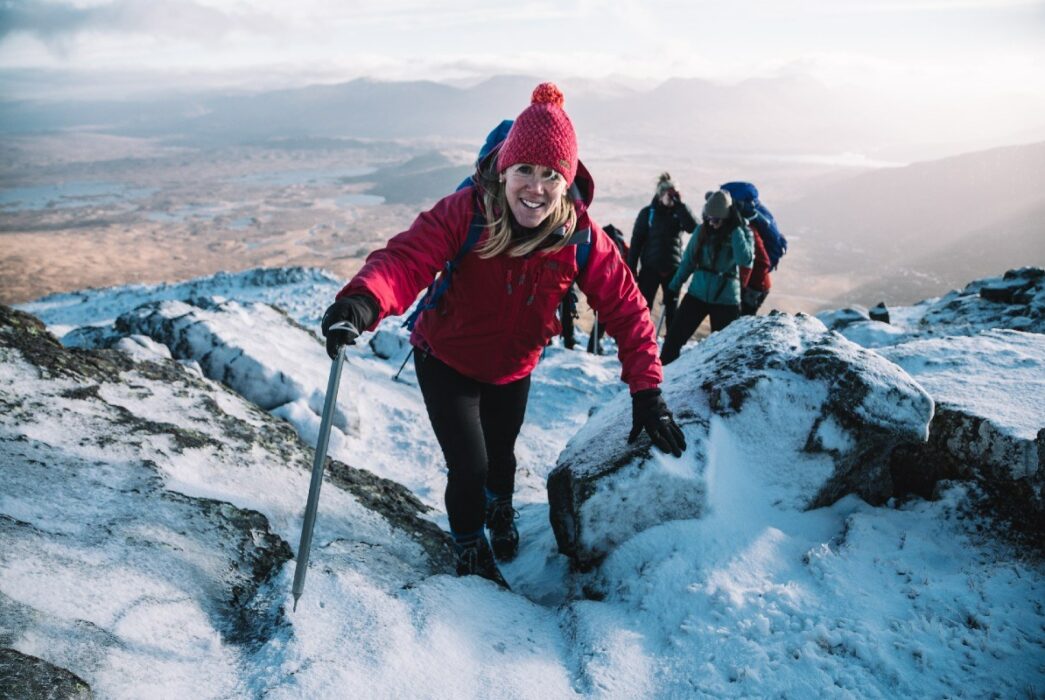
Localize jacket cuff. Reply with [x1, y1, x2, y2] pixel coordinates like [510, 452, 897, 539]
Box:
[629, 380, 661, 395]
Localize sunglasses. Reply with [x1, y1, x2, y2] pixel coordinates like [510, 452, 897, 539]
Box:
[706, 217, 723, 226]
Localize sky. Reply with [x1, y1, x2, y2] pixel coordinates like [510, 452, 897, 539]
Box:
[0, 0, 1043, 101]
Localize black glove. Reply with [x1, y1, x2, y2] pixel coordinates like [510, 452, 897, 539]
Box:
[669, 189, 682, 205]
[321, 295, 378, 359]
[628, 388, 686, 457]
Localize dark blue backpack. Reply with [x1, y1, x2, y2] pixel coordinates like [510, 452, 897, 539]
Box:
[720, 181, 787, 270]
[404, 121, 591, 330]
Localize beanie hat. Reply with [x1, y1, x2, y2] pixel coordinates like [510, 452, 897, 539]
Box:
[497, 83, 578, 185]
[655, 172, 676, 196]
[703, 190, 732, 219]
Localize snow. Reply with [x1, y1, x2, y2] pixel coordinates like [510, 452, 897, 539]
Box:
[4, 266, 1045, 697]
[879, 329, 1045, 443]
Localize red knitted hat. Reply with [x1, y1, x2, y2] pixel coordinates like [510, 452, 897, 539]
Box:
[497, 82, 578, 185]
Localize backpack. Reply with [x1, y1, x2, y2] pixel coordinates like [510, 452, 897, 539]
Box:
[404, 122, 592, 330]
[720, 181, 787, 271]
[603, 223, 629, 260]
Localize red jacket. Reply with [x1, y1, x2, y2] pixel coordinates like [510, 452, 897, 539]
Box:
[744, 222, 772, 292]
[337, 165, 662, 393]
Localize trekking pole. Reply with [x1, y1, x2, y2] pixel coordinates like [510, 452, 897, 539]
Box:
[656, 301, 667, 339]
[392, 348, 411, 383]
[591, 312, 600, 356]
[292, 322, 354, 611]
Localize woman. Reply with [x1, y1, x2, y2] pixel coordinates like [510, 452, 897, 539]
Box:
[659, 189, 755, 365]
[321, 83, 686, 587]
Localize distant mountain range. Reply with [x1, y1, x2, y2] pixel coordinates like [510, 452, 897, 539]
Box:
[773, 140, 1045, 305]
[4, 74, 1042, 161]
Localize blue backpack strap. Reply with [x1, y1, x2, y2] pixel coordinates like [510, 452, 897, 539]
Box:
[403, 201, 486, 330]
[575, 240, 591, 272]
[648, 206, 655, 228]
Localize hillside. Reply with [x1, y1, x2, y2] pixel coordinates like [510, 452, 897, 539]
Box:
[2, 265, 1043, 697]
[773, 141, 1045, 305]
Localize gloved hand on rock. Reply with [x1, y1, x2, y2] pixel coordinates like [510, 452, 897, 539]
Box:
[627, 388, 686, 457]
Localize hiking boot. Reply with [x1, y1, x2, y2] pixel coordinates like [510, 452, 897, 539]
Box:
[485, 496, 519, 562]
[454, 535, 510, 590]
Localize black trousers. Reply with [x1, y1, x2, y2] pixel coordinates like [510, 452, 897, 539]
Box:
[559, 285, 578, 349]
[740, 286, 769, 316]
[414, 349, 530, 535]
[637, 266, 678, 335]
[660, 293, 740, 365]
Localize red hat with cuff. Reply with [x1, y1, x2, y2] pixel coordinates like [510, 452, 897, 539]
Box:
[497, 82, 578, 186]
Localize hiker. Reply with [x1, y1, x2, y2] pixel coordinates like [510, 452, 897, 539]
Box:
[627, 173, 698, 336]
[719, 182, 787, 316]
[659, 189, 754, 365]
[587, 223, 629, 354]
[320, 83, 686, 588]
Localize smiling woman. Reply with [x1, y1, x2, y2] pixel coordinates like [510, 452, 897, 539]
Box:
[472, 84, 578, 258]
[320, 81, 686, 589]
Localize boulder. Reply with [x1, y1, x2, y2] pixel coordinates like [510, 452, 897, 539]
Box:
[879, 329, 1044, 530]
[0, 648, 92, 699]
[369, 328, 409, 360]
[868, 302, 890, 324]
[547, 312, 934, 568]
[816, 306, 869, 330]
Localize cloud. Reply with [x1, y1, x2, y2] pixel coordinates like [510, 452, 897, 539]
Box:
[0, 0, 275, 43]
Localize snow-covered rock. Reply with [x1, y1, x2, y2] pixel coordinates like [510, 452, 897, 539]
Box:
[7, 264, 1045, 698]
[19, 266, 341, 333]
[918, 267, 1044, 336]
[868, 301, 890, 324]
[95, 297, 359, 434]
[817, 305, 870, 330]
[369, 328, 409, 360]
[827, 267, 1045, 350]
[548, 312, 934, 567]
[880, 329, 1045, 521]
[0, 304, 452, 697]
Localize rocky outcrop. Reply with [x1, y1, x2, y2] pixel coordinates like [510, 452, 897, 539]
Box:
[869, 302, 890, 324]
[20, 265, 340, 331]
[0, 304, 452, 695]
[919, 267, 1044, 336]
[369, 329, 410, 360]
[880, 329, 1044, 534]
[817, 306, 870, 330]
[548, 313, 934, 568]
[0, 648, 92, 699]
[65, 297, 362, 441]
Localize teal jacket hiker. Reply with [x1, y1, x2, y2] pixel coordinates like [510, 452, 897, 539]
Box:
[669, 223, 755, 306]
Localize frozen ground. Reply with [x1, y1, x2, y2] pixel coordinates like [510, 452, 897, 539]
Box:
[3, 267, 1043, 698]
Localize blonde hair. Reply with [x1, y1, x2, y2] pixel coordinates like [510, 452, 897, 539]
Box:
[472, 160, 577, 259]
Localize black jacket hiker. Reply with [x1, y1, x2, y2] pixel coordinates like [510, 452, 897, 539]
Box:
[628, 197, 698, 335]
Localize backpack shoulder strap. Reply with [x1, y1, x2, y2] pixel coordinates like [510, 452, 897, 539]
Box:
[403, 199, 486, 330]
[575, 240, 591, 273]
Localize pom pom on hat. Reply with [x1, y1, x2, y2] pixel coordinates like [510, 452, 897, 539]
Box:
[531, 82, 565, 107]
[656, 172, 676, 196]
[497, 82, 578, 185]
[703, 190, 732, 220]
